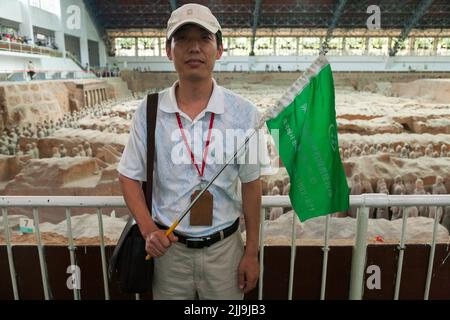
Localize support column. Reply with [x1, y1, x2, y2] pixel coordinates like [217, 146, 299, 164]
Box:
[408, 37, 415, 55]
[18, 0, 34, 45]
[80, 36, 89, 66]
[273, 36, 276, 56]
[55, 3, 66, 57]
[135, 37, 138, 57]
[79, 1, 90, 66]
[158, 37, 162, 56]
[99, 41, 107, 67]
[364, 37, 370, 55]
[54, 31, 66, 56]
[432, 37, 438, 56]
[342, 37, 346, 55]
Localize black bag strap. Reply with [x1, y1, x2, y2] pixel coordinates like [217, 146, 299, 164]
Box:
[108, 93, 158, 282]
[142, 93, 159, 211]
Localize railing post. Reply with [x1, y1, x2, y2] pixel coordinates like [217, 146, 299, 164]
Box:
[349, 206, 369, 300]
[394, 207, 409, 300]
[97, 208, 110, 300]
[424, 206, 441, 300]
[33, 207, 51, 300]
[2, 208, 19, 300]
[288, 211, 297, 300]
[65, 208, 80, 300]
[258, 208, 265, 300]
[320, 214, 331, 300]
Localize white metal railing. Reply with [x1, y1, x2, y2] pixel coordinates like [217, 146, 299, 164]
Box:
[1, 194, 450, 300]
[0, 69, 97, 81]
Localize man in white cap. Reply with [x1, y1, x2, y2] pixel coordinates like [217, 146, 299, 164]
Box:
[118, 3, 263, 299]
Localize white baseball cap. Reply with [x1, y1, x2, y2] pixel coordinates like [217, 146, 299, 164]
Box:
[166, 3, 221, 40]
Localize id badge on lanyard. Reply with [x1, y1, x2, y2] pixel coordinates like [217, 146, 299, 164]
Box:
[176, 112, 215, 226]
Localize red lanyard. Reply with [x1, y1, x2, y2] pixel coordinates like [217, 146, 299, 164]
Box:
[175, 112, 215, 177]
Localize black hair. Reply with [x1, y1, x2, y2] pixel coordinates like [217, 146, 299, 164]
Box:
[215, 30, 222, 48]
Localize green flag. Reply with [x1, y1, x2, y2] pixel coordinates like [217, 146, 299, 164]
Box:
[266, 55, 349, 221]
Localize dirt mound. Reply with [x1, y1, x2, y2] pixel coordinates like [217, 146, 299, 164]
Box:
[243, 212, 450, 245]
[5, 157, 99, 190]
[391, 79, 450, 104]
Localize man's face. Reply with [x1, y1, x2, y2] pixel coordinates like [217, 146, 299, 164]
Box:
[166, 24, 223, 82]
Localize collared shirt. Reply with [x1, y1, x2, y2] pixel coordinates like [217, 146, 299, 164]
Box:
[118, 79, 268, 237]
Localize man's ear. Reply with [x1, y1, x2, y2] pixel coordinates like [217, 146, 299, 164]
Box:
[166, 41, 173, 60]
[216, 44, 224, 60]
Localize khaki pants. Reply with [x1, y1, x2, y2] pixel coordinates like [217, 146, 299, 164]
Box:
[152, 230, 245, 300]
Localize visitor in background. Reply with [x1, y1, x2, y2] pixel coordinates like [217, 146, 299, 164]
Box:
[27, 60, 35, 81]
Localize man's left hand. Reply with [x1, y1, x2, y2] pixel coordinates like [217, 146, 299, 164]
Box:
[238, 254, 259, 294]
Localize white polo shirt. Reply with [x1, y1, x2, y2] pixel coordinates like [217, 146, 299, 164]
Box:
[118, 79, 268, 237]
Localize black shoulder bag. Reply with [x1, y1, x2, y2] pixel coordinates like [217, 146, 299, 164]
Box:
[108, 93, 158, 294]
